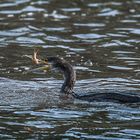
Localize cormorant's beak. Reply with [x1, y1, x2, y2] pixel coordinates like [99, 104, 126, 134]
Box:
[33, 58, 51, 72]
[24, 49, 51, 73]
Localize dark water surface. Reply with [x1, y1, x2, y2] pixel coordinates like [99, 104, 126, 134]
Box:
[0, 0, 140, 139]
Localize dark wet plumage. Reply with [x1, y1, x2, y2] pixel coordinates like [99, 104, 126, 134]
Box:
[44, 57, 140, 103]
[46, 57, 76, 94]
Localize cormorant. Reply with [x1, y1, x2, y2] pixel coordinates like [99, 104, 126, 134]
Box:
[31, 50, 140, 103]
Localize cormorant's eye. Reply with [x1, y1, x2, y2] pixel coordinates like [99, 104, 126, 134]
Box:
[45, 59, 48, 63]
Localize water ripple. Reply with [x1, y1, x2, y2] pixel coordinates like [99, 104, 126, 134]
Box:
[74, 23, 105, 27]
[72, 33, 106, 39]
[98, 8, 121, 17]
[0, 0, 140, 139]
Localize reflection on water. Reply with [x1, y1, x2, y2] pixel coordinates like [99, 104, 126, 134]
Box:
[0, 0, 140, 139]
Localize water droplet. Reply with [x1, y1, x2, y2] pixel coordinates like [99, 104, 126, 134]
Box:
[72, 12, 76, 15]
[66, 54, 71, 57]
[20, 14, 26, 18]
[7, 14, 14, 17]
[44, 13, 48, 17]
[81, 13, 86, 16]
[27, 12, 34, 16]
[129, 9, 135, 13]
[84, 60, 93, 66]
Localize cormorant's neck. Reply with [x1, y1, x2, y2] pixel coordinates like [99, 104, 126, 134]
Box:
[60, 62, 76, 94]
[47, 57, 76, 94]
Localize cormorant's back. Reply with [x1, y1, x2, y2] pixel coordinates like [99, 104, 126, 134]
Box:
[73, 91, 140, 103]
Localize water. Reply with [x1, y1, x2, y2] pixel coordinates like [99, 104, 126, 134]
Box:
[0, 0, 140, 139]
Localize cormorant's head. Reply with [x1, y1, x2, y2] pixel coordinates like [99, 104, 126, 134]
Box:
[44, 57, 71, 72]
[31, 50, 76, 94]
[32, 49, 66, 71]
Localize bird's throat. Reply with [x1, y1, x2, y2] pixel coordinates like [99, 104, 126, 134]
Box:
[60, 63, 76, 94]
